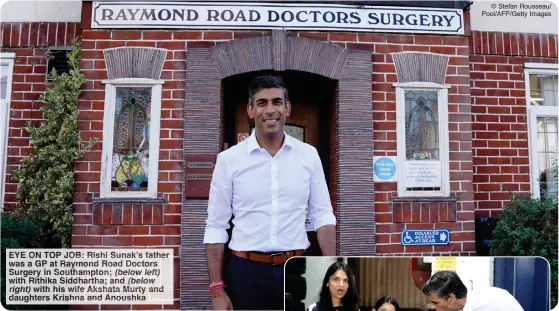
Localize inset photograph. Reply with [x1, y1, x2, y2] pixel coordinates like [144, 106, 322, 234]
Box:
[285, 257, 549, 311]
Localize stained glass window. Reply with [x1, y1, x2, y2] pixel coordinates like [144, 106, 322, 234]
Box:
[405, 90, 439, 161]
[111, 87, 152, 192]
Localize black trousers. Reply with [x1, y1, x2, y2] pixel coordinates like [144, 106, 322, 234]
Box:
[224, 255, 285, 310]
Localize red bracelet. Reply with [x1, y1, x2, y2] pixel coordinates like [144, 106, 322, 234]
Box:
[210, 284, 226, 292]
[210, 281, 226, 292]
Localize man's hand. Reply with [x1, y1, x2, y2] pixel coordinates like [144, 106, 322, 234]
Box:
[211, 288, 233, 310]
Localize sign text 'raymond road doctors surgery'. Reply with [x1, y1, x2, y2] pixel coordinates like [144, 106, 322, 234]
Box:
[92, 2, 464, 34]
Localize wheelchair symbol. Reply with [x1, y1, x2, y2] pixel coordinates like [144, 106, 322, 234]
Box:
[403, 232, 413, 244]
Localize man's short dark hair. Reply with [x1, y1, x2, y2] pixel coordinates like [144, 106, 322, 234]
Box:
[422, 271, 468, 299]
[248, 75, 289, 106]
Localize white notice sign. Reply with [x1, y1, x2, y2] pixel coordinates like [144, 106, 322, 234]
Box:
[92, 2, 464, 35]
[405, 161, 441, 188]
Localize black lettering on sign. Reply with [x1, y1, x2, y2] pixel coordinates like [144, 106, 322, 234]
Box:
[323, 11, 335, 23]
[406, 14, 418, 26]
[102, 9, 114, 20]
[158, 9, 172, 21]
[309, 11, 321, 22]
[207, 9, 219, 21]
[349, 12, 361, 24]
[296, 11, 308, 22]
[115, 9, 128, 21]
[249, 10, 260, 22]
[268, 10, 280, 22]
[393, 13, 404, 25]
[368, 12, 379, 25]
[419, 14, 430, 26]
[186, 9, 199, 21]
[141, 9, 157, 21]
[443, 15, 454, 26]
[221, 10, 234, 22]
[337, 11, 349, 24]
[432, 15, 443, 26]
[127, 9, 141, 20]
[282, 11, 295, 23]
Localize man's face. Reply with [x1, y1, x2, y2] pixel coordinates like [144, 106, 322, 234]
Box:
[427, 293, 459, 311]
[247, 88, 290, 138]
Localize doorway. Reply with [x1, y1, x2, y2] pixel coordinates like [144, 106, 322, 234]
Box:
[222, 70, 337, 255]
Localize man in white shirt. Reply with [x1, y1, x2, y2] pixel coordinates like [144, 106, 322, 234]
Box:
[422, 271, 525, 311]
[203, 76, 337, 310]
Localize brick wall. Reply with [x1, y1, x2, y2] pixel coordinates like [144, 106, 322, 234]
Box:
[469, 30, 558, 218]
[0, 22, 79, 210]
[360, 34, 476, 256]
[72, 26, 477, 309]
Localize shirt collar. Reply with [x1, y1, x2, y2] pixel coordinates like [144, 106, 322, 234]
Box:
[247, 130, 294, 155]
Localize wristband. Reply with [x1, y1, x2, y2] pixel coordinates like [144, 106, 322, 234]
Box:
[210, 281, 226, 292]
[211, 291, 226, 299]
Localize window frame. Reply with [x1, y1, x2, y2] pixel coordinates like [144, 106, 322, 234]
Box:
[100, 78, 164, 199]
[394, 82, 451, 198]
[524, 64, 559, 200]
[0, 53, 15, 211]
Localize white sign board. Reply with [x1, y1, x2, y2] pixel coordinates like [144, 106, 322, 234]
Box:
[405, 160, 441, 188]
[373, 156, 397, 182]
[92, 2, 464, 35]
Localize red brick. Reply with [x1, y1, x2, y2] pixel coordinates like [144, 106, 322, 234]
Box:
[414, 35, 442, 45]
[329, 32, 357, 42]
[173, 31, 202, 40]
[358, 33, 386, 43]
[103, 236, 133, 246]
[119, 226, 150, 235]
[402, 45, 430, 52]
[112, 31, 142, 40]
[376, 234, 391, 244]
[133, 236, 163, 246]
[203, 31, 232, 40]
[376, 244, 405, 253]
[72, 236, 102, 246]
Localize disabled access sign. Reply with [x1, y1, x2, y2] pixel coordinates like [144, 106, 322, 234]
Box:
[401, 229, 450, 246]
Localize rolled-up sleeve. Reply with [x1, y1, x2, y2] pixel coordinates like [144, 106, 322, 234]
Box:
[203, 152, 233, 244]
[307, 148, 336, 231]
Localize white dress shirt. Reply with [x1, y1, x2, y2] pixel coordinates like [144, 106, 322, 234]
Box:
[203, 131, 336, 252]
[462, 287, 524, 311]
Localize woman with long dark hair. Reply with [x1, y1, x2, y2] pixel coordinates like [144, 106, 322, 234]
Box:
[307, 262, 360, 311]
[371, 296, 400, 311]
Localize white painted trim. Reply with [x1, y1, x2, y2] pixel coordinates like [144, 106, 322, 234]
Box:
[0, 54, 15, 211]
[392, 82, 452, 89]
[396, 86, 450, 198]
[527, 107, 558, 200]
[0, 53, 15, 60]
[525, 68, 559, 199]
[101, 78, 165, 85]
[99, 83, 162, 199]
[524, 63, 559, 70]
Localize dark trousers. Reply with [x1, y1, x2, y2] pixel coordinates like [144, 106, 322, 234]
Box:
[224, 255, 285, 310]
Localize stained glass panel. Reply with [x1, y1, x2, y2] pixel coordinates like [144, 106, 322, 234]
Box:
[111, 87, 152, 192]
[405, 90, 439, 161]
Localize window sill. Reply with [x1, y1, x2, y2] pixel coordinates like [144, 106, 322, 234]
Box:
[391, 197, 458, 203]
[92, 197, 167, 205]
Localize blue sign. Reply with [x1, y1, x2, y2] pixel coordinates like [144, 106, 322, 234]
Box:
[374, 157, 396, 181]
[401, 229, 450, 246]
